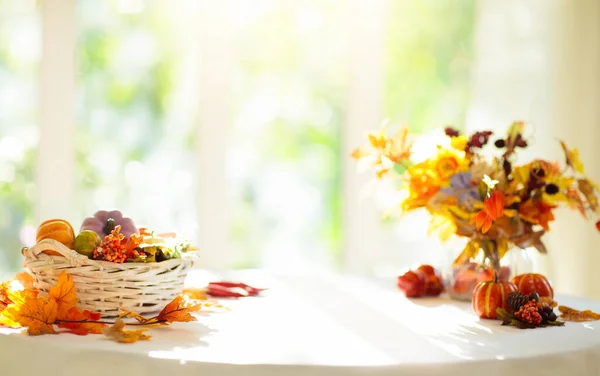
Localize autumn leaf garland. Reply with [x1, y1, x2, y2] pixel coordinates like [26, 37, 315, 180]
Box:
[0, 272, 203, 342]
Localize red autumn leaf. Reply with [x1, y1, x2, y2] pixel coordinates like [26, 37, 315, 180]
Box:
[155, 295, 202, 323]
[57, 306, 105, 335]
[48, 272, 78, 319]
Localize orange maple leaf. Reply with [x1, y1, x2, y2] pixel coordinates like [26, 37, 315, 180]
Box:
[519, 199, 556, 231]
[155, 295, 202, 323]
[470, 191, 505, 233]
[15, 272, 35, 290]
[57, 306, 105, 335]
[0, 297, 57, 335]
[102, 318, 151, 343]
[49, 272, 78, 319]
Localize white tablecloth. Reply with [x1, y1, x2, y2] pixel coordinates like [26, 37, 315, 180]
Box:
[2, 270, 600, 376]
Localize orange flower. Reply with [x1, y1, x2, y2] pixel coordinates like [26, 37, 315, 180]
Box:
[433, 148, 469, 182]
[402, 164, 441, 211]
[470, 191, 505, 233]
[519, 200, 556, 231]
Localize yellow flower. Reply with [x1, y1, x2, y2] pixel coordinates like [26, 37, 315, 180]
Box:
[450, 135, 468, 151]
[541, 175, 574, 205]
[401, 162, 441, 211]
[433, 148, 469, 184]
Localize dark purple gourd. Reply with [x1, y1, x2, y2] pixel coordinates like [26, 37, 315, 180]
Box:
[80, 210, 139, 238]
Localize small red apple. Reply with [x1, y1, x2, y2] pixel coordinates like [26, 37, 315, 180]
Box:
[416, 264, 436, 277]
[417, 265, 443, 296]
[397, 270, 426, 297]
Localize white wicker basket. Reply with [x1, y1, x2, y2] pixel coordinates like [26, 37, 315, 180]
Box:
[22, 239, 194, 317]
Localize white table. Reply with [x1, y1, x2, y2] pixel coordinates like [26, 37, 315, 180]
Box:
[2, 270, 600, 376]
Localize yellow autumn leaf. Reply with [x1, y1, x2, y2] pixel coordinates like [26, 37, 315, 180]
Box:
[0, 297, 57, 335]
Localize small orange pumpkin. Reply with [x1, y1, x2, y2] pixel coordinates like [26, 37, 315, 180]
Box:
[472, 274, 518, 319]
[36, 218, 75, 256]
[511, 273, 554, 299]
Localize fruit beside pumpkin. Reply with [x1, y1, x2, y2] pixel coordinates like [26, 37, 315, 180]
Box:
[397, 264, 444, 297]
[36, 218, 76, 256]
[472, 274, 518, 319]
[397, 270, 427, 297]
[511, 273, 554, 299]
[74, 230, 102, 258]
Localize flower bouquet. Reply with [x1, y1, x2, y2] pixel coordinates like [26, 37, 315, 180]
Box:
[353, 122, 600, 299]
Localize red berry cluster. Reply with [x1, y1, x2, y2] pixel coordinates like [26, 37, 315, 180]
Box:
[93, 225, 143, 263]
[515, 300, 543, 325]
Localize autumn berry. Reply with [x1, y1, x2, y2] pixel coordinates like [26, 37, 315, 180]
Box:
[596, 220, 600, 232]
[515, 134, 528, 148]
[528, 292, 540, 302]
[444, 127, 460, 137]
[467, 131, 493, 149]
[545, 184, 560, 195]
[515, 300, 543, 325]
[494, 139, 506, 148]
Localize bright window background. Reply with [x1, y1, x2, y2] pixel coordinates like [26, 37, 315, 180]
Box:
[0, 1, 39, 276]
[0, 0, 476, 277]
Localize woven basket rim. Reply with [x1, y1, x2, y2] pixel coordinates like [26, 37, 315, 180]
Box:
[22, 238, 198, 269]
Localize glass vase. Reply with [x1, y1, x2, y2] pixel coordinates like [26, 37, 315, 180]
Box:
[442, 241, 533, 301]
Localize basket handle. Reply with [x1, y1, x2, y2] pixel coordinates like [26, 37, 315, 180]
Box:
[23, 238, 91, 264]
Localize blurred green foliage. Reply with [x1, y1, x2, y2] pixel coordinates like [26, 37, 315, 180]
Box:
[385, 0, 475, 133]
[0, 0, 475, 275]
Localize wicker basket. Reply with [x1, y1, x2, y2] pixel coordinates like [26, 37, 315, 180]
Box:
[22, 238, 195, 317]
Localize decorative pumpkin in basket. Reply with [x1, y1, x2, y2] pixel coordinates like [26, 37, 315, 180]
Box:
[22, 210, 197, 317]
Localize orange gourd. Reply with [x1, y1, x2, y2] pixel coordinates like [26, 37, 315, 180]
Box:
[36, 218, 75, 256]
[511, 273, 554, 299]
[472, 274, 518, 319]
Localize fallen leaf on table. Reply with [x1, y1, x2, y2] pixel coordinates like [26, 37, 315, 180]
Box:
[0, 297, 57, 335]
[49, 272, 78, 318]
[558, 305, 600, 322]
[102, 318, 151, 344]
[155, 295, 202, 323]
[182, 287, 208, 300]
[57, 306, 105, 335]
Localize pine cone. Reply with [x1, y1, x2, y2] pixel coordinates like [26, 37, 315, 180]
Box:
[507, 291, 530, 312]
